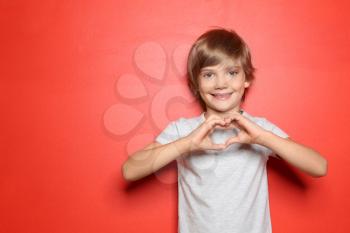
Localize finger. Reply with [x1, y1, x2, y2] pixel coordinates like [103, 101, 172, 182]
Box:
[227, 115, 247, 132]
[225, 136, 240, 146]
[229, 113, 253, 126]
[215, 125, 231, 130]
[208, 120, 227, 132]
[207, 119, 226, 129]
[198, 119, 226, 139]
[216, 124, 237, 130]
[224, 117, 232, 124]
[227, 114, 240, 123]
[215, 121, 231, 129]
[208, 143, 226, 150]
[231, 121, 244, 131]
[209, 127, 215, 134]
[216, 118, 241, 131]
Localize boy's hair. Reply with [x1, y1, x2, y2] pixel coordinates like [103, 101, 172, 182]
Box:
[186, 28, 256, 110]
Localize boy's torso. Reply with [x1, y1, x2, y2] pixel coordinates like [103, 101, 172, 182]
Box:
[174, 111, 273, 233]
[155, 110, 289, 233]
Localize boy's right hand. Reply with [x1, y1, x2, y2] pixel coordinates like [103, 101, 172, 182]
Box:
[183, 115, 229, 153]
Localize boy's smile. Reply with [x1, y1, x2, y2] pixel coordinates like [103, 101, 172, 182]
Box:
[198, 59, 250, 118]
[211, 92, 233, 100]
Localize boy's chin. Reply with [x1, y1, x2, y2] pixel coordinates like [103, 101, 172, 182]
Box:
[209, 105, 238, 113]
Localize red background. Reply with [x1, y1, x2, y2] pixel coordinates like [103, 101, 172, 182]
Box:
[1, 0, 350, 232]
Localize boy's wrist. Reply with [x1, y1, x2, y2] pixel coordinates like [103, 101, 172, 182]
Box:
[173, 137, 192, 157]
[254, 130, 275, 146]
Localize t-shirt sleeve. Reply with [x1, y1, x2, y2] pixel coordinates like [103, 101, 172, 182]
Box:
[270, 123, 289, 139]
[261, 118, 289, 159]
[154, 120, 180, 145]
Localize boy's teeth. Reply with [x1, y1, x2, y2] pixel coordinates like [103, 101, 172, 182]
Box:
[212, 93, 231, 100]
[214, 93, 230, 97]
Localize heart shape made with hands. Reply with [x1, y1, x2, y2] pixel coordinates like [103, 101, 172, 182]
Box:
[202, 116, 245, 151]
[191, 116, 241, 151]
[209, 113, 263, 148]
[192, 112, 262, 152]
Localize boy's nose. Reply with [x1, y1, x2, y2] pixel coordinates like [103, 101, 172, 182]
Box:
[214, 74, 228, 89]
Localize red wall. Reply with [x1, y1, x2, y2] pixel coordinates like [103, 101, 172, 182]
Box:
[1, 0, 349, 232]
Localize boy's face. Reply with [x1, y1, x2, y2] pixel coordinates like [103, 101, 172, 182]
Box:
[197, 59, 250, 115]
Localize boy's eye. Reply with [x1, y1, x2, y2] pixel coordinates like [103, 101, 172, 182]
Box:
[229, 70, 239, 76]
[202, 72, 214, 78]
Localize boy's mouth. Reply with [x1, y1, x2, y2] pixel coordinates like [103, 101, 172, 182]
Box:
[211, 92, 233, 100]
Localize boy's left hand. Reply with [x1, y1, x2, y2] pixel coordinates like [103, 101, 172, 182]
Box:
[222, 112, 268, 146]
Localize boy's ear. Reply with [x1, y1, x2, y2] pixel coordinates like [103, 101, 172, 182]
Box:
[244, 81, 251, 88]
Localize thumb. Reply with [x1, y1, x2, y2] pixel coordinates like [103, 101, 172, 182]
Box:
[207, 143, 227, 151]
[225, 136, 240, 147]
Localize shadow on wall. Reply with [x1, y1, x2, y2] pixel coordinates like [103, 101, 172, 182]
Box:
[268, 158, 308, 191]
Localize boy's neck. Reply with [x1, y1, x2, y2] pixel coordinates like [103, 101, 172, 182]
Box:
[204, 107, 243, 120]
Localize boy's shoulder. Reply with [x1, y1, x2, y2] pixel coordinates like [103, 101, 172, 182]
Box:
[172, 113, 204, 129]
[243, 110, 288, 138]
[242, 110, 280, 131]
[243, 110, 267, 123]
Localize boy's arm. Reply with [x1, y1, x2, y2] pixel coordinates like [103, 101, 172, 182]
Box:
[225, 112, 328, 178]
[122, 115, 230, 182]
[122, 137, 189, 182]
[257, 132, 328, 177]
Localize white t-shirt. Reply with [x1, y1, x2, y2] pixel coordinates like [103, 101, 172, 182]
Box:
[155, 110, 289, 233]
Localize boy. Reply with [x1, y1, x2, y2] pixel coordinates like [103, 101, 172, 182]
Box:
[122, 28, 328, 233]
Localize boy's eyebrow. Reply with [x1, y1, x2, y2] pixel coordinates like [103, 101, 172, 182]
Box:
[200, 65, 242, 72]
[225, 65, 242, 70]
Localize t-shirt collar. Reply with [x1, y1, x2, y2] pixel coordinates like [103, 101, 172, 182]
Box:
[200, 109, 249, 123]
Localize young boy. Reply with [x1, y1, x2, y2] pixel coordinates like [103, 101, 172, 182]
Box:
[122, 28, 328, 233]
